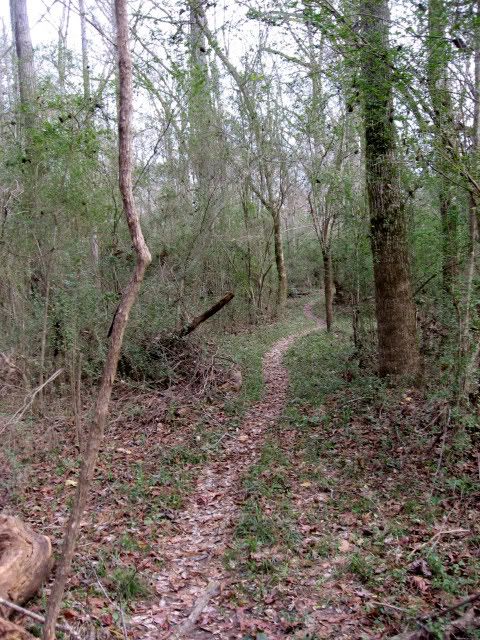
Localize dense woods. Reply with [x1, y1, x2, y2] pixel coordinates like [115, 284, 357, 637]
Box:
[0, 0, 479, 638]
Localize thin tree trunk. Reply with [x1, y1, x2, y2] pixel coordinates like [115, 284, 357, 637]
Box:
[78, 0, 91, 105]
[273, 211, 288, 314]
[360, 0, 420, 378]
[427, 0, 459, 294]
[9, 0, 35, 131]
[42, 1, 152, 637]
[322, 248, 334, 332]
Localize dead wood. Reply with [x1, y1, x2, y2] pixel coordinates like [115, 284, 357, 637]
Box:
[178, 292, 234, 337]
[171, 581, 220, 638]
[0, 616, 35, 639]
[0, 516, 52, 618]
[0, 598, 80, 640]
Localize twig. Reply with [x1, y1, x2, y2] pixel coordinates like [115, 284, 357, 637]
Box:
[421, 592, 480, 623]
[170, 581, 220, 639]
[372, 599, 412, 614]
[390, 593, 480, 639]
[408, 528, 470, 559]
[0, 596, 81, 639]
[2, 369, 64, 432]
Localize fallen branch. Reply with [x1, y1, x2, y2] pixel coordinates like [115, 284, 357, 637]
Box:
[179, 292, 234, 337]
[0, 597, 81, 640]
[2, 369, 63, 433]
[171, 581, 220, 639]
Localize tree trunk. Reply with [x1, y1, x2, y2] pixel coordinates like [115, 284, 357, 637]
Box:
[78, 0, 91, 105]
[9, 0, 35, 131]
[427, 0, 459, 294]
[322, 248, 334, 332]
[273, 211, 288, 314]
[42, 1, 152, 637]
[360, 0, 420, 377]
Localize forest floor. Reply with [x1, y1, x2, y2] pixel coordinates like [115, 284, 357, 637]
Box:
[1, 297, 479, 639]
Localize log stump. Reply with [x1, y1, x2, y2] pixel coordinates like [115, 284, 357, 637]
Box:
[0, 515, 52, 637]
[0, 616, 35, 639]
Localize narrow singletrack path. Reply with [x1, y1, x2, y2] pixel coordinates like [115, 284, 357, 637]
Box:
[133, 303, 325, 639]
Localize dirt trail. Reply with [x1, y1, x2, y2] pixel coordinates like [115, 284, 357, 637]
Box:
[133, 303, 325, 639]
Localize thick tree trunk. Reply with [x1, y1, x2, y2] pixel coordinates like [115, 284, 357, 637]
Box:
[322, 249, 334, 332]
[360, 0, 420, 377]
[42, 1, 152, 637]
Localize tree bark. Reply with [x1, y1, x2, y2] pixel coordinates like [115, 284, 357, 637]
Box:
[360, 0, 420, 377]
[42, 1, 152, 637]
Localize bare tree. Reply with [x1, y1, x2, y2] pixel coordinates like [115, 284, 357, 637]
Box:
[42, 0, 152, 636]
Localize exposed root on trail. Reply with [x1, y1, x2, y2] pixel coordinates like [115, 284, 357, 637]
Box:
[132, 304, 325, 638]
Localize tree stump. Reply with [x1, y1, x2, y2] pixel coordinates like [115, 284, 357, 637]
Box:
[0, 616, 35, 639]
[0, 515, 52, 637]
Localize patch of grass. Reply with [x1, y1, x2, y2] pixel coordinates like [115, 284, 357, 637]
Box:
[347, 552, 376, 584]
[235, 499, 278, 546]
[110, 565, 150, 602]
[285, 319, 354, 408]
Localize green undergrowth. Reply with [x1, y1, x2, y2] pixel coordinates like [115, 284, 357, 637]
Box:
[228, 314, 480, 638]
[219, 297, 319, 415]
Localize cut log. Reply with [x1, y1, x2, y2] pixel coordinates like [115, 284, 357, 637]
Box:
[0, 616, 35, 639]
[0, 515, 52, 619]
[178, 291, 234, 337]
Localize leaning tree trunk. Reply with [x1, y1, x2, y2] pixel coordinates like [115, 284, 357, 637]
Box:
[42, 1, 152, 637]
[360, 0, 420, 377]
